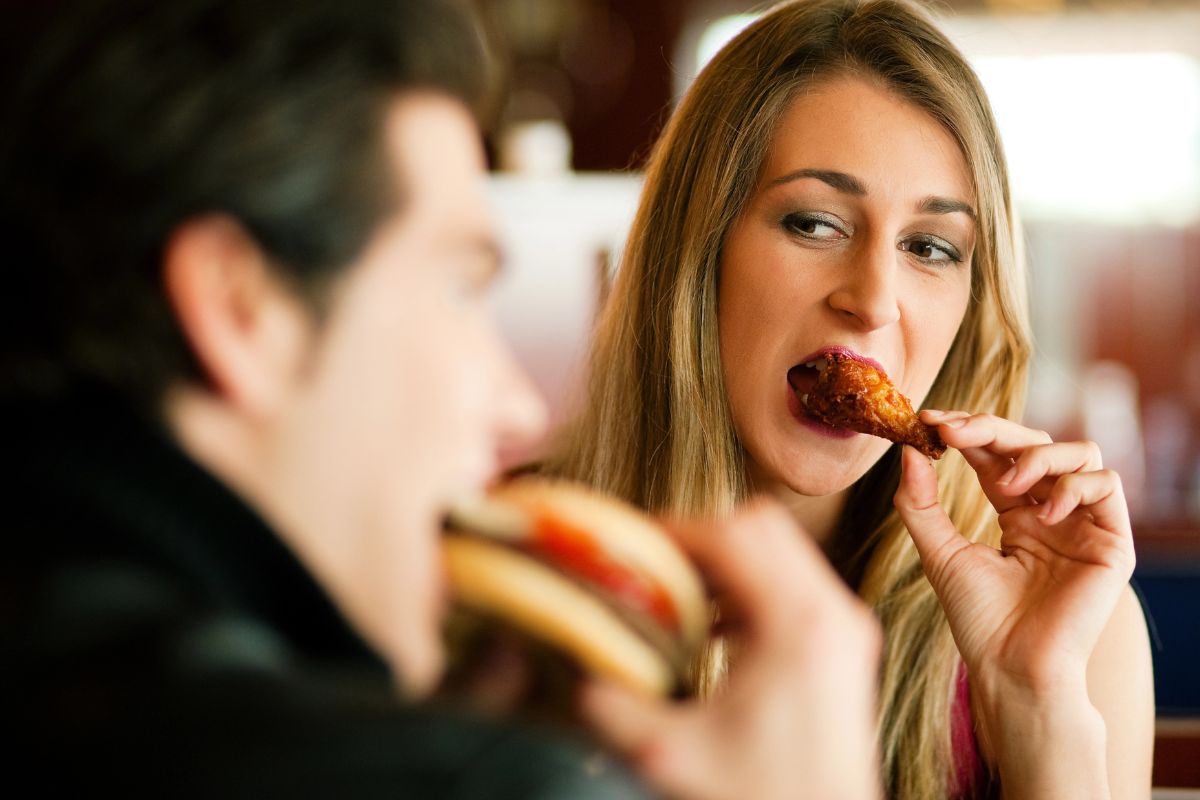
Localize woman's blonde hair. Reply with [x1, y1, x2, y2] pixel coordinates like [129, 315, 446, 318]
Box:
[541, 0, 1031, 796]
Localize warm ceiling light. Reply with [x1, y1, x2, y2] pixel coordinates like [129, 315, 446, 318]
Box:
[984, 0, 1067, 12]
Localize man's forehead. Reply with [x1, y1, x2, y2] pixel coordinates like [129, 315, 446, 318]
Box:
[382, 93, 486, 193]
[340, 94, 498, 273]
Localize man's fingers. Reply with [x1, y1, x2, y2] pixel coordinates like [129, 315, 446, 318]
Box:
[662, 499, 848, 633]
[578, 679, 677, 759]
[894, 445, 970, 593]
[660, 509, 779, 615]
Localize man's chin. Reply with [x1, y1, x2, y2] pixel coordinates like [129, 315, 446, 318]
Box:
[391, 633, 447, 700]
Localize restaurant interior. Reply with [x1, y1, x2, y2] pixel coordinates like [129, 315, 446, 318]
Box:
[472, 0, 1200, 791]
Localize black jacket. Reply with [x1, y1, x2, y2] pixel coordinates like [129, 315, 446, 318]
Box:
[2, 387, 648, 799]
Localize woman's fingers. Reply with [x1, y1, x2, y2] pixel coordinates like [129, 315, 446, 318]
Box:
[998, 505, 1131, 568]
[916, 411, 1129, 539]
[922, 412, 1110, 515]
[1038, 469, 1131, 537]
[921, 411, 1047, 513]
[995, 440, 1104, 498]
[921, 410, 1054, 456]
[921, 410, 1046, 453]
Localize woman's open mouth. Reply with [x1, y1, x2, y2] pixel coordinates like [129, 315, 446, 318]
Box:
[785, 358, 856, 439]
[786, 357, 828, 404]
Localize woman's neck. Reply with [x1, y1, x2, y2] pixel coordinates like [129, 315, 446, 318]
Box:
[776, 488, 849, 548]
[747, 465, 850, 548]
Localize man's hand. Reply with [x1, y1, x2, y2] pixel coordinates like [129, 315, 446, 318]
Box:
[579, 499, 883, 800]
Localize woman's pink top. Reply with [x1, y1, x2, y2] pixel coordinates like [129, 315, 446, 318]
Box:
[950, 662, 989, 799]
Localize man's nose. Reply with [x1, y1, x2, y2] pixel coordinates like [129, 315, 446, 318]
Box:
[826, 237, 901, 331]
[493, 346, 549, 454]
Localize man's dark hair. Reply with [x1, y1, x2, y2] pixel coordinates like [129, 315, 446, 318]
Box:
[0, 0, 486, 412]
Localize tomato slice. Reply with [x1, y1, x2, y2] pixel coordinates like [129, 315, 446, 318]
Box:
[530, 513, 678, 632]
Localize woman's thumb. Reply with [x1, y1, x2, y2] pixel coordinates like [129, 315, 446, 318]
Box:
[894, 445, 967, 592]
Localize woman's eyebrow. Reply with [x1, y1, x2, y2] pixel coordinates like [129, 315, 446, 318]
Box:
[918, 196, 976, 220]
[767, 169, 977, 221]
[768, 168, 866, 195]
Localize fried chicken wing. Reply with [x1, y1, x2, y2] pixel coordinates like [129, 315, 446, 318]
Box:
[796, 352, 946, 459]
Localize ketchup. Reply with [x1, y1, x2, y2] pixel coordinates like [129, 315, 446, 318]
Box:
[531, 514, 679, 632]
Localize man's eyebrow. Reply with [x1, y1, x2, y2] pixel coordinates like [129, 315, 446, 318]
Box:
[768, 168, 866, 195]
[918, 195, 977, 220]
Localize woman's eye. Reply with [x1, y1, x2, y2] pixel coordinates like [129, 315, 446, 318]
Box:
[782, 213, 845, 241]
[900, 236, 961, 264]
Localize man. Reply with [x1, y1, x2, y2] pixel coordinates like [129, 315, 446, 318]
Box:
[1, 1, 882, 797]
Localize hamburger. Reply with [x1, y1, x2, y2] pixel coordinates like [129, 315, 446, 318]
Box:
[441, 478, 709, 701]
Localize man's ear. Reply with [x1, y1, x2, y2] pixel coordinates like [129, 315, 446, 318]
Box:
[162, 215, 314, 418]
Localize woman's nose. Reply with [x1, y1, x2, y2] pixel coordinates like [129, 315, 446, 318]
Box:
[827, 238, 901, 331]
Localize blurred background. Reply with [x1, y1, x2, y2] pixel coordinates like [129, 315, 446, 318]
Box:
[471, 0, 1200, 789]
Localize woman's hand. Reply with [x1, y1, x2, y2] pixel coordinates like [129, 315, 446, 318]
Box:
[580, 500, 883, 800]
[894, 410, 1135, 799]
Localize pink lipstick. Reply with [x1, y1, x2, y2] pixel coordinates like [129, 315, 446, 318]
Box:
[784, 346, 885, 440]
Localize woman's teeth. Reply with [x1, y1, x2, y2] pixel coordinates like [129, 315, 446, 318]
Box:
[805, 357, 830, 372]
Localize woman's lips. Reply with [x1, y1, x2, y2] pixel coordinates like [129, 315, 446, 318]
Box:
[784, 380, 856, 439]
[795, 345, 886, 374]
[783, 345, 887, 441]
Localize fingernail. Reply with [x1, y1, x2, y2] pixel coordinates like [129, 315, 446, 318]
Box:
[1036, 502, 1053, 521]
[941, 417, 967, 429]
[996, 465, 1017, 486]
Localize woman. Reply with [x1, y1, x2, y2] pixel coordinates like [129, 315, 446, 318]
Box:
[542, 0, 1154, 797]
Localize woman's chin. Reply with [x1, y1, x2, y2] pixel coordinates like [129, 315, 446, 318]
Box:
[781, 471, 862, 497]
[753, 443, 887, 497]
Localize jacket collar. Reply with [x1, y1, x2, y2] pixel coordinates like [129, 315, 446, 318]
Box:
[6, 383, 380, 666]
